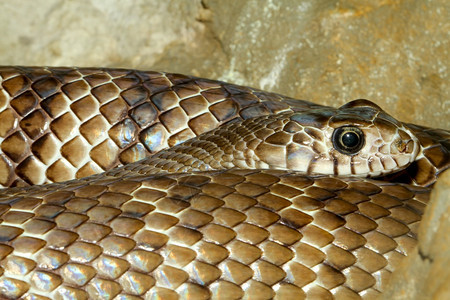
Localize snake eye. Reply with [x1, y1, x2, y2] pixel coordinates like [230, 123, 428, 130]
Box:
[332, 126, 365, 155]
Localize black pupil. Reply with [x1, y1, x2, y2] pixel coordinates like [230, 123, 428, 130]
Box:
[341, 132, 359, 148]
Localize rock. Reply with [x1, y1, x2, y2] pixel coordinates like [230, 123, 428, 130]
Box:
[383, 169, 450, 299]
[0, 0, 447, 129]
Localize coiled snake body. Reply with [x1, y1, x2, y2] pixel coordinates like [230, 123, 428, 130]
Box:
[0, 67, 448, 299]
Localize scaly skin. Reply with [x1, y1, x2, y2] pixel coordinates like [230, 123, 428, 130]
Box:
[0, 66, 448, 299]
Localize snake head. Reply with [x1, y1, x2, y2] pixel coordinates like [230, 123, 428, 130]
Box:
[254, 99, 420, 177]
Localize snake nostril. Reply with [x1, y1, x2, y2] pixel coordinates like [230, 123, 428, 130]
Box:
[405, 140, 415, 153]
[391, 139, 413, 154]
[390, 139, 402, 154]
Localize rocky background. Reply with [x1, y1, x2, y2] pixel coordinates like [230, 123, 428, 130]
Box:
[0, 0, 449, 298]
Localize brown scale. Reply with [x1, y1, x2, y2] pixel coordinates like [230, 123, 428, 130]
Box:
[0, 169, 431, 299]
[0, 67, 448, 299]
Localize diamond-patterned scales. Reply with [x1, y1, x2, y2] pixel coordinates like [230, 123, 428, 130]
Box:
[0, 67, 301, 188]
[0, 169, 429, 299]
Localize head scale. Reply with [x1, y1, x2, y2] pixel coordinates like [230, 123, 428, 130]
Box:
[254, 99, 420, 177]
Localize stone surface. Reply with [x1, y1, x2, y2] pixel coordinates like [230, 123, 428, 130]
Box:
[0, 0, 447, 129]
[383, 169, 450, 299]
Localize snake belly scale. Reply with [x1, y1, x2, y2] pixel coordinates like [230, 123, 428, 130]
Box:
[0, 67, 448, 299]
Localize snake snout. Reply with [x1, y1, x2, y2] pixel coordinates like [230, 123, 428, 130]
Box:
[391, 137, 415, 155]
[392, 129, 416, 153]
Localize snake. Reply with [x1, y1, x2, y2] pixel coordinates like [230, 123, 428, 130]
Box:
[0, 66, 448, 300]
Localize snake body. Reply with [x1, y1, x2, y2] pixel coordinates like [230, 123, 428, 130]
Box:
[0, 67, 448, 299]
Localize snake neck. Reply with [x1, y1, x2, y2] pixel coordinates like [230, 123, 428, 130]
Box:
[107, 114, 291, 177]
